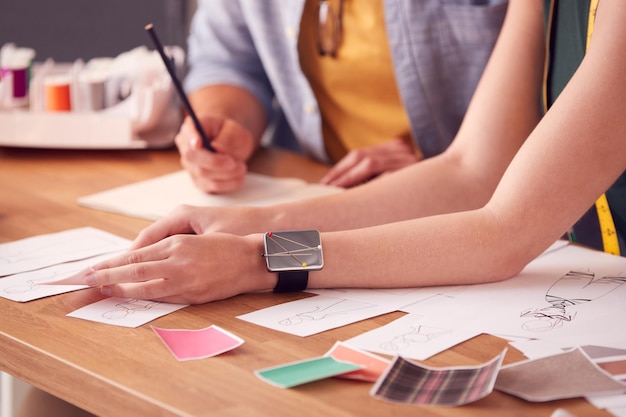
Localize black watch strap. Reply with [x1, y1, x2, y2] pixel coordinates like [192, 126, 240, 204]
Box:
[273, 270, 309, 293]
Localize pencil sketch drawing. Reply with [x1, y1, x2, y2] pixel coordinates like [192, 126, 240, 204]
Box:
[2, 266, 83, 296]
[3, 279, 42, 295]
[279, 298, 376, 326]
[520, 270, 626, 332]
[102, 299, 161, 320]
[380, 323, 453, 351]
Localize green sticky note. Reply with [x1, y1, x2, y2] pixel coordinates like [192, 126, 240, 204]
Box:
[256, 356, 362, 388]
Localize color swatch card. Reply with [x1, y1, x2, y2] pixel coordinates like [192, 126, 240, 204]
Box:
[324, 341, 390, 382]
[371, 350, 506, 406]
[256, 356, 363, 389]
[152, 325, 244, 361]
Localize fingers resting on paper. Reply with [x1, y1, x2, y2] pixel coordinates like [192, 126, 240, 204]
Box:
[73, 233, 263, 304]
[320, 137, 420, 188]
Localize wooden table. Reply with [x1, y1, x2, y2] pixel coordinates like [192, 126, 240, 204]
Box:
[0, 146, 610, 417]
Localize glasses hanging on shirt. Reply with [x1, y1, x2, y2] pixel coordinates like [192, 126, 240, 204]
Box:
[317, 0, 343, 57]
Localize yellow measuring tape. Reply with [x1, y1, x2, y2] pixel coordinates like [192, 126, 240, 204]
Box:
[587, 0, 620, 256]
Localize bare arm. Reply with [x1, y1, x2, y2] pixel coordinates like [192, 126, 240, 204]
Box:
[255, 0, 545, 232]
[310, 0, 626, 290]
[484, 0, 626, 267]
[187, 84, 267, 143]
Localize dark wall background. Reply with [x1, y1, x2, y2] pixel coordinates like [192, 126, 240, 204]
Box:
[0, 0, 194, 62]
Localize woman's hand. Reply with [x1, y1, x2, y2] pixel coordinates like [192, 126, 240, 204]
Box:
[130, 204, 266, 251]
[81, 232, 271, 304]
[320, 137, 420, 187]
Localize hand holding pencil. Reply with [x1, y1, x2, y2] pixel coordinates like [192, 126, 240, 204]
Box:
[175, 113, 256, 194]
[145, 23, 264, 194]
[145, 23, 215, 152]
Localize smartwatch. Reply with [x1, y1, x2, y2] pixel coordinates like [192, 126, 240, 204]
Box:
[262, 230, 324, 292]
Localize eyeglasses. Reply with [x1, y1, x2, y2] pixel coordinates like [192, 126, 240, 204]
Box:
[316, 0, 343, 57]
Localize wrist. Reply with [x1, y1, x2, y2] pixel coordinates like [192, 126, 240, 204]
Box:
[243, 234, 277, 293]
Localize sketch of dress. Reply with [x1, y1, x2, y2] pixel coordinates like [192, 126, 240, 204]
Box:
[380, 323, 452, 351]
[520, 270, 626, 332]
[3, 279, 40, 294]
[279, 299, 376, 326]
[2, 267, 83, 295]
[102, 299, 161, 320]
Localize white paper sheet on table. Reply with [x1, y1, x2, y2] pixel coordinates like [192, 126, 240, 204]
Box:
[0, 227, 130, 276]
[0, 252, 122, 302]
[67, 296, 188, 328]
[344, 312, 482, 361]
[307, 287, 437, 309]
[400, 242, 626, 350]
[78, 170, 342, 221]
[237, 295, 398, 337]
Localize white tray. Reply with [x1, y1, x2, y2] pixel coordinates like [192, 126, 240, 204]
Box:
[0, 109, 179, 149]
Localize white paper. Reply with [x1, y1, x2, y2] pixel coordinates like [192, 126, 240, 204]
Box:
[0, 227, 130, 276]
[0, 252, 122, 302]
[67, 296, 187, 328]
[307, 287, 437, 309]
[509, 339, 569, 360]
[78, 170, 342, 221]
[586, 393, 626, 410]
[237, 295, 397, 337]
[344, 312, 481, 361]
[401, 244, 626, 350]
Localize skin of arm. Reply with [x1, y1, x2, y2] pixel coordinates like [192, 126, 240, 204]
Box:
[165, 0, 545, 234]
[82, 0, 626, 304]
[175, 85, 267, 193]
[319, 136, 421, 188]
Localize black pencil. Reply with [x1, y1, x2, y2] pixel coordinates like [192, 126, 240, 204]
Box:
[145, 23, 215, 152]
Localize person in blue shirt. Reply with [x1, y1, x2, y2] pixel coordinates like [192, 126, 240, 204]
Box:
[176, 0, 507, 193]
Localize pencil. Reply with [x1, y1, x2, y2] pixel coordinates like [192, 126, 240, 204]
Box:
[145, 23, 215, 152]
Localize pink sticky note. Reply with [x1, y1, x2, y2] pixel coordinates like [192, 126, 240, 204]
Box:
[152, 325, 244, 361]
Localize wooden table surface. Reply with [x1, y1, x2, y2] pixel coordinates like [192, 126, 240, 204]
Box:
[0, 146, 610, 417]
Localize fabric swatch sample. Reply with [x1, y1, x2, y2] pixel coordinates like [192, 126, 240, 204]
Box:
[371, 350, 505, 406]
[495, 347, 626, 401]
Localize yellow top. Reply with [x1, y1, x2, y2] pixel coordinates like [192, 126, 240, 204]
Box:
[298, 0, 414, 163]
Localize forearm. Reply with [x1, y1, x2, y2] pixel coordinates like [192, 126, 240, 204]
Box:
[306, 209, 519, 290]
[251, 0, 545, 233]
[258, 153, 494, 232]
[487, 0, 626, 261]
[188, 85, 267, 145]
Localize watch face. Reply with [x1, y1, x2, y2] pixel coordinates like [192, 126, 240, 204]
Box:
[263, 230, 323, 272]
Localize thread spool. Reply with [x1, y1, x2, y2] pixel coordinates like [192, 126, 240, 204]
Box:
[0, 45, 34, 107]
[1, 67, 28, 98]
[44, 74, 72, 112]
[78, 71, 106, 111]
